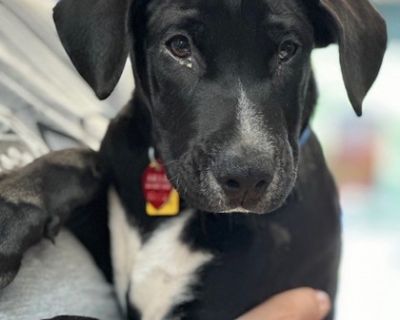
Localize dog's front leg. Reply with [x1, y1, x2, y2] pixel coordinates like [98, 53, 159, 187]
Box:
[0, 149, 103, 289]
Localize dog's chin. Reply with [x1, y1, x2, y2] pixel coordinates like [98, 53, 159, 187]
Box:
[182, 198, 287, 215]
[177, 188, 292, 215]
[220, 196, 290, 215]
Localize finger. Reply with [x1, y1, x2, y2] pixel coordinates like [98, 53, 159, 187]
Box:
[238, 288, 331, 320]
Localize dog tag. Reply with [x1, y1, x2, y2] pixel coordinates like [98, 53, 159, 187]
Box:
[142, 160, 180, 217]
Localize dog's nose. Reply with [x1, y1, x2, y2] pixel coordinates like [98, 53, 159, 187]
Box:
[219, 171, 271, 197]
[214, 154, 273, 204]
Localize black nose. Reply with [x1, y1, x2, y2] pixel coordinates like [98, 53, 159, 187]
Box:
[214, 154, 273, 204]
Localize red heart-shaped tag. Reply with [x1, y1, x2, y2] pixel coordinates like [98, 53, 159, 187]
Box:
[142, 162, 173, 209]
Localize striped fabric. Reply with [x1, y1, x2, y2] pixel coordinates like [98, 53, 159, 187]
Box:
[0, 0, 133, 171]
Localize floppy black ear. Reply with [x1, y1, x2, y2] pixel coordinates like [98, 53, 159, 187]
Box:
[53, 0, 131, 100]
[312, 0, 387, 116]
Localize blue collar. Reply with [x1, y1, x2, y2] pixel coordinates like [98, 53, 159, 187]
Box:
[299, 127, 312, 147]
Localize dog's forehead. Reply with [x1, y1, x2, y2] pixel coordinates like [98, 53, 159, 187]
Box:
[144, 0, 308, 28]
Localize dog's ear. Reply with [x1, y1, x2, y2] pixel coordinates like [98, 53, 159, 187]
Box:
[311, 0, 387, 116]
[53, 0, 131, 100]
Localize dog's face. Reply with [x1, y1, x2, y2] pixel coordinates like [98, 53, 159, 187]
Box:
[132, 0, 315, 213]
[54, 0, 387, 214]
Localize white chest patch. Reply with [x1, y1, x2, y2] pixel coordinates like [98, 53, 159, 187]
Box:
[108, 189, 213, 320]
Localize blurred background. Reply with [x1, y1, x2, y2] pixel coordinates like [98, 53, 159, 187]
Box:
[0, 0, 399, 319]
[313, 0, 400, 318]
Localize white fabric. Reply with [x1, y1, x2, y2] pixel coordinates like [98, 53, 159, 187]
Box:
[0, 0, 133, 155]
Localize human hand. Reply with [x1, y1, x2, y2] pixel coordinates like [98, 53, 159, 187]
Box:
[238, 288, 331, 320]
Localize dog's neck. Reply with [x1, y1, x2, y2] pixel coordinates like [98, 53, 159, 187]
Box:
[100, 94, 172, 234]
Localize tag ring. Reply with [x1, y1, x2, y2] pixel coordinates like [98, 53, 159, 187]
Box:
[148, 147, 156, 163]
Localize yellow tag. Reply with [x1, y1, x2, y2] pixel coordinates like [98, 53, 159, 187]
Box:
[146, 189, 180, 217]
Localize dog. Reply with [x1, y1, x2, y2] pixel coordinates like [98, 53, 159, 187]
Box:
[0, 0, 387, 319]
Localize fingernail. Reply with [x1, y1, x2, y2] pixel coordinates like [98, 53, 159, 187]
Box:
[315, 290, 331, 316]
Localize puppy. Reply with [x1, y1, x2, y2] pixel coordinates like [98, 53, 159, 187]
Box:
[0, 0, 386, 319]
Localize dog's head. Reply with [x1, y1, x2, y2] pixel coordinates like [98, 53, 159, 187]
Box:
[54, 0, 386, 214]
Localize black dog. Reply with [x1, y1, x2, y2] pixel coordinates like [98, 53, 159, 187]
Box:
[0, 0, 387, 319]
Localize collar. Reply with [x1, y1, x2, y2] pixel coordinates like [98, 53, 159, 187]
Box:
[299, 127, 312, 147]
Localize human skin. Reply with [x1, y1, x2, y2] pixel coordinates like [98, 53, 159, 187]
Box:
[239, 288, 331, 320]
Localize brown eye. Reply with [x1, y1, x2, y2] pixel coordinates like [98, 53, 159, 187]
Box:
[278, 40, 298, 62]
[166, 35, 192, 59]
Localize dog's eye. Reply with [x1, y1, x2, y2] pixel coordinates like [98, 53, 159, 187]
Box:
[278, 40, 298, 62]
[166, 35, 192, 59]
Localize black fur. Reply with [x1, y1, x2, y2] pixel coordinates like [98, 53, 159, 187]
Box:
[0, 0, 387, 319]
